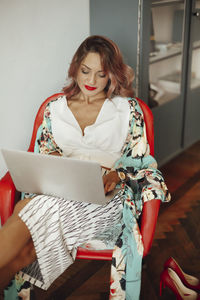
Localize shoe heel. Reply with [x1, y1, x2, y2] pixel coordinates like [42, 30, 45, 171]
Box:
[160, 268, 199, 300]
[160, 277, 165, 296]
[164, 257, 200, 292]
[159, 280, 163, 296]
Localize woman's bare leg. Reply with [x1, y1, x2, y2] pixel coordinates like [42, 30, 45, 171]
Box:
[0, 239, 36, 289]
[0, 198, 33, 269]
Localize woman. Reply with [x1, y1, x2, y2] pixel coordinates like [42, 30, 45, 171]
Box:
[0, 35, 170, 299]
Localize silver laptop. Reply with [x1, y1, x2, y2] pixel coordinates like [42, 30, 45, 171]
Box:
[1, 149, 118, 205]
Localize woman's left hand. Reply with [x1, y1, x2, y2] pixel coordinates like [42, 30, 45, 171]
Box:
[103, 171, 120, 194]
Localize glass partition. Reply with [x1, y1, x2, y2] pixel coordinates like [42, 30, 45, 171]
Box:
[148, 0, 186, 108]
[190, 0, 200, 89]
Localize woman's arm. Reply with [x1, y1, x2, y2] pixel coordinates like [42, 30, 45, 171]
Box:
[34, 102, 63, 155]
[114, 98, 170, 206]
[113, 98, 170, 255]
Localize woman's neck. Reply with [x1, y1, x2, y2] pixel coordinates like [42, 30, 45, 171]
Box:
[76, 91, 106, 104]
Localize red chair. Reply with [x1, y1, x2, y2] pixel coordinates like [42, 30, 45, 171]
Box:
[0, 93, 160, 259]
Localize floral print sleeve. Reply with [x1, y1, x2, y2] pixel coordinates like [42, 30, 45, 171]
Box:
[34, 102, 63, 155]
[114, 98, 170, 217]
[110, 98, 171, 300]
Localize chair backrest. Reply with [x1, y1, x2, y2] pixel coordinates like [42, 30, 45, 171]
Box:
[28, 94, 154, 156]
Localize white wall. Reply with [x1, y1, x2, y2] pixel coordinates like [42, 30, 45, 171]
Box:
[0, 0, 89, 177]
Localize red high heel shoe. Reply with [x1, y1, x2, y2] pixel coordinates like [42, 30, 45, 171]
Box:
[160, 268, 200, 300]
[164, 257, 200, 291]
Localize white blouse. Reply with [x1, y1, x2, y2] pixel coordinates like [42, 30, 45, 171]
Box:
[50, 95, 130, 168]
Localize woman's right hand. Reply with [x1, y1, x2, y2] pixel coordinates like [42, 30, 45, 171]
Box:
[103, 171, 120, 195]
[49, 151, 61, 156]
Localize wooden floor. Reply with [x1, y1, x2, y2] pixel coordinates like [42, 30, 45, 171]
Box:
[34, 141, 200, 300]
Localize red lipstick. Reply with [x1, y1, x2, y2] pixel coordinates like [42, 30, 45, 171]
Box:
[85, 85, 97, 91]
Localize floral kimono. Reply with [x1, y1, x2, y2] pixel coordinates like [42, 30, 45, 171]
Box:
[4, 97, 170, 300]
[109, 99, 170, 299]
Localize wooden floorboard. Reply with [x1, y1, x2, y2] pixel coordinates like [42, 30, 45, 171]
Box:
[32, 141, 200, 300]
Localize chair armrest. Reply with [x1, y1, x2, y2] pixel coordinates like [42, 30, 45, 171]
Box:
[0, 171, 16, 225]
[76, 200, 161, 260]
[141, 199, 161, 257]
[76, 248, 113, 260]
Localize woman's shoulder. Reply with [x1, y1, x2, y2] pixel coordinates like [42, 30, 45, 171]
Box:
[111, 95, 135, 104]
[114, 96, 142, 110]
[44, 94, 66, 111]
[111, 96, 144, 116]
[48, 94, 66, 107]
[112, 95, 138, 104]
[42, 94, 66, 119]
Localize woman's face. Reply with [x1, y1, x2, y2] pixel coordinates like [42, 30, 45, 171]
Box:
[76, 52, 109, 99]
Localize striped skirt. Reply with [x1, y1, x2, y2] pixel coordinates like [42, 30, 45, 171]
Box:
[18, 191, 123, 290]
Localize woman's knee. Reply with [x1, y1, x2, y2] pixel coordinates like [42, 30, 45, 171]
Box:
[13, 198, 32, 215]
[14, 240, 36, 271]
